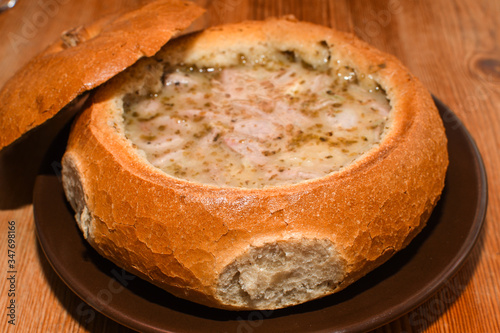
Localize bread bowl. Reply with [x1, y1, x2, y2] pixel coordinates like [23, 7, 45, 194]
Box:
[0, 0, 204, 151]
[59, 16, 448, 311]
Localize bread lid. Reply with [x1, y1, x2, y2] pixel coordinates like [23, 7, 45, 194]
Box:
[0, 0, 204, 152]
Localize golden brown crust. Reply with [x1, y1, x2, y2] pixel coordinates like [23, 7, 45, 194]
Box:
[62, 18, 448, 310]
[0, 0, 204, 152]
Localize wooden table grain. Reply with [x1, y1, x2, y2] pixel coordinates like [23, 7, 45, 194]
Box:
[1, 0, 499, 332]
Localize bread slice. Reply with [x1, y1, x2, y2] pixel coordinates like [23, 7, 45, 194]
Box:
[62, 17, 448, 310]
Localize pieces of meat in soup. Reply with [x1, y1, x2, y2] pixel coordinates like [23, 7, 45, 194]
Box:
[122, 53, 390, 188]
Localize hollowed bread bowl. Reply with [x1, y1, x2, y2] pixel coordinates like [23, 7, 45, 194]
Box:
[60, 17, 448, 310]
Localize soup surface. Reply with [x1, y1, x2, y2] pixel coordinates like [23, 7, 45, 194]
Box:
[123, 55, 390, 188]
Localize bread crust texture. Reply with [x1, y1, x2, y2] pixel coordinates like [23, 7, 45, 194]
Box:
[62, 18, 448, 310]
[0, 0, 204, 151]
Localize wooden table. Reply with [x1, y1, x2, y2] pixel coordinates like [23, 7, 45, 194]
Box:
[1, 0, 498, 332]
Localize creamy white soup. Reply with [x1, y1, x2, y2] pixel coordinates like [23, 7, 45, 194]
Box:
[122, 53, 390, 188]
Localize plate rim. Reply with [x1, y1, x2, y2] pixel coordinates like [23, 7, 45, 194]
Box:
[33, 97, 488, 333]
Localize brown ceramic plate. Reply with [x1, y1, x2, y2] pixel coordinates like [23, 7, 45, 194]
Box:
[34, 97, 487, 333]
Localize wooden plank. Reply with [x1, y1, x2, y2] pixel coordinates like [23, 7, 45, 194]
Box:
[1, 0, 498, 332]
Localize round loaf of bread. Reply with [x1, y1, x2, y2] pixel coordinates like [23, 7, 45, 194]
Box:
[61, 17, 448, 310]
[0, 0, 204, 151]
